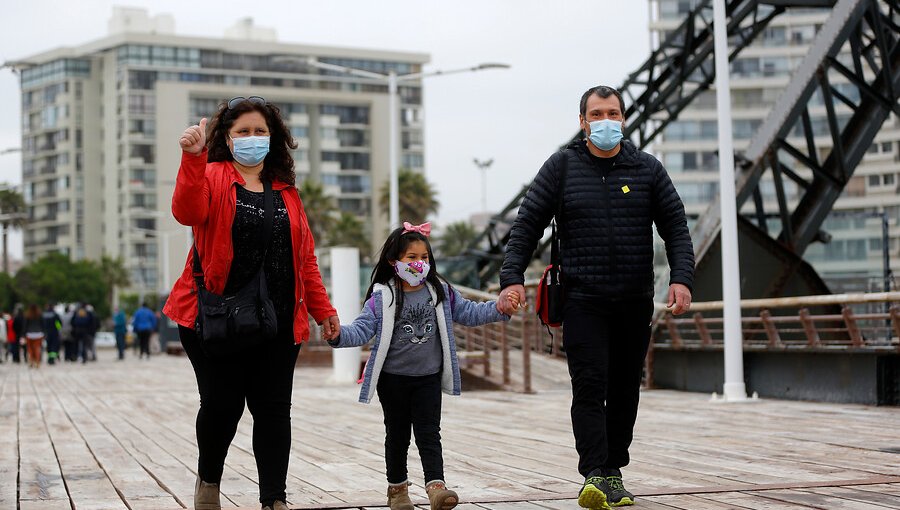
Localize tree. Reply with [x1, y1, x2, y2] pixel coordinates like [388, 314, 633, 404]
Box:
[299, 178, 337, 246]
[0, 187, 27, 274]
[379, 168, 440, 225]
[13, 253, 109, 317]
[435, 221, 478, 258]
[328, 212, 371, 258]
[98, 256, 130, 311]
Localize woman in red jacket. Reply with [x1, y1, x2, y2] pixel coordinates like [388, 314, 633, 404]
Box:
[164, 96, 340, 510]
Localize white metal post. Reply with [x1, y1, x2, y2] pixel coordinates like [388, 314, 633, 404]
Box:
[713, 0, 748, 401]
[388, 71, 399, 230]
[330, 247, 362, 383]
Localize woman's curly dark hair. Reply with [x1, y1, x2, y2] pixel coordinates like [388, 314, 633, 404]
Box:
[206, 98, 298, 184]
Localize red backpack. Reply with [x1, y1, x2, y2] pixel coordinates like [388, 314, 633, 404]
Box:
[535, 219, 564, 328]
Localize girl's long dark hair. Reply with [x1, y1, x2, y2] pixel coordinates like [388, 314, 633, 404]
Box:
[366, 227, 450, 311]
[206, 99, 298, 184]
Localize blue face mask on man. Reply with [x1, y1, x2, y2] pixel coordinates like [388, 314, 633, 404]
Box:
[230, 135, 270, 166]
[587, 119, 623, 151]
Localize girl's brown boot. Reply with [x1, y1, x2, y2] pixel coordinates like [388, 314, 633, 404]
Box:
[194, 477, 221, 510]
[387, 481, 415, 510]
[426, 480, 458, 510]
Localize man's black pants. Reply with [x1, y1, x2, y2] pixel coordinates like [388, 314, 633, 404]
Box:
[377, 371, 444, 485]
[562, 296, 653, 477]
[180, 323, 300, 507]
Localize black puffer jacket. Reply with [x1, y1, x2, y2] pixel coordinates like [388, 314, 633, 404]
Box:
[500, 139, 694, 299]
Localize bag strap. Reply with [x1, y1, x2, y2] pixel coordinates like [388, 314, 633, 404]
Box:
[550, 151, 569, 268]
[192, 179, 276, 291]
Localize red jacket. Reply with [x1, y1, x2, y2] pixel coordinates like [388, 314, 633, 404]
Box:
[163, 150, 336, 343]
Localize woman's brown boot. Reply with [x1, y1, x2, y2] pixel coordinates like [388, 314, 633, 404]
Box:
[194, 476, 221, 510]
[387, 481, 415, 510]
[426, 480, 458, 510]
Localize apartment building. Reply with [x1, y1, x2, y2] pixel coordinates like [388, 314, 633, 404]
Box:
[10, 7, 428, 297]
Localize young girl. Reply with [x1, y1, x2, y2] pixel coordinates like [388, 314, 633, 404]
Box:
[329, 222, 519, 510]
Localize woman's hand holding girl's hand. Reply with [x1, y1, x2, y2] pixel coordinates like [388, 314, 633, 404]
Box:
[321, 315, 341, 341]
[179, 118, 208, 154]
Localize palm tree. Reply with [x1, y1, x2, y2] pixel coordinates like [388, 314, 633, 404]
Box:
[379, 168, 440, 225]
[435, 221, 477, 258]
[98, 256, 130, 310]
[299, 178, 337, 245]
[328, 212, 371, 258]
[0, 187, 27, 274]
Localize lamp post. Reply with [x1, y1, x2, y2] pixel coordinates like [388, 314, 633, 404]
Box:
[473, 158, 494, 213]
[713, 0, 748, 402]
[301, 58, 510, 229]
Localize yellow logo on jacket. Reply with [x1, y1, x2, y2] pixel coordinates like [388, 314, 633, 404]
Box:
[621, 185, 631, 194]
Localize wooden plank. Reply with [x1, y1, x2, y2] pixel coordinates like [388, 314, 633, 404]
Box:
[0, 368, 20, 508]
[17, 375, 70, 505]
[801, 486, 900, 509]
[748, 489, 896, 509]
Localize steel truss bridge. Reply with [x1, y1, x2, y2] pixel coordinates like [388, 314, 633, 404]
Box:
[458, 0, 900, 300]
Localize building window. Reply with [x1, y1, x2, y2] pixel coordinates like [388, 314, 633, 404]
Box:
[869, 174, 881, 186]
[884, 174, 896, 186]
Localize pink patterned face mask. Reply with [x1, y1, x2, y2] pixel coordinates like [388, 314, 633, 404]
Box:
[394, 260, 430, 287]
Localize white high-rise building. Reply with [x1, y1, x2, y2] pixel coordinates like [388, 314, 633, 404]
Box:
[649, 0, 900, 293]
[9, 7, 428, 297]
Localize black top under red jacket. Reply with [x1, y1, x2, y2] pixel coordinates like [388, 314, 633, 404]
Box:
[499, 139, 695, 300]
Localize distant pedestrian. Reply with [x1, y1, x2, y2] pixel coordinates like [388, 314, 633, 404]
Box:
[113, 307, 127, 360]
[86, 304, 99, 361]
[60, 305, 76, 362]
[12, 306, 25, 364]
[41, 304, 62, 365]
[131, 303, 157, 359]
[0, 311, 6, 364]
[23, 304, 44, 369]
[71, 305, 93, 364]
[5, 311, 18, 363]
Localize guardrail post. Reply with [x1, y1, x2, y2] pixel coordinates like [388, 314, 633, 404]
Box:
[891, 305, 900, 350]
[483, 325, 491, 377]
[501, 321, 510, 385]
[799, 308, 820, 347]
[522, 313, 533, 394]
[842, 305, 863, 347]
[665, 313, 682, 349]
[694, 312, 711, 346]
[760, 309, 782, 348]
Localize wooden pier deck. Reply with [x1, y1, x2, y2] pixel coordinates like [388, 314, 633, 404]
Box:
[2, 348, 899, 509]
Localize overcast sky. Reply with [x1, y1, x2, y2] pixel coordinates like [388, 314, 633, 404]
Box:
[0, 0, 651, 259]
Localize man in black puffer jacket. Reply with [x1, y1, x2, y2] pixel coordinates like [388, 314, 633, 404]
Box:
[498, 85, 694, 509]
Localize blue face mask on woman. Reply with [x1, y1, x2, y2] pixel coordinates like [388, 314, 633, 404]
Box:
[230, 135, 270, 166]
[587, 119, 623, 151]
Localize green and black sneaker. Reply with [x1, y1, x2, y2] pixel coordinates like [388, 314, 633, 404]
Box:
[604, 469, 635, 507]
[577, 475, 611, 510]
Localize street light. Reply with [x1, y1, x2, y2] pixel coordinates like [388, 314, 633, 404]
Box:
[300, 57, 510, 229]
[473, 158, 494, 213]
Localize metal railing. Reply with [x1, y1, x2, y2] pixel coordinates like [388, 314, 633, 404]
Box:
[304, 287, 900, 393]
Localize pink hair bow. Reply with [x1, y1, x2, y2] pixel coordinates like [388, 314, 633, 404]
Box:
[402, 221, 431, 237]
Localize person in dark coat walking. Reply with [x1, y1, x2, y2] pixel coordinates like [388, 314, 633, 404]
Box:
[41, 304, 62, 365]
[497, 85, 695, 509]
[131, 303, 157, 359]
[113, 307, 127, 360]
[70, 305, 93, 364]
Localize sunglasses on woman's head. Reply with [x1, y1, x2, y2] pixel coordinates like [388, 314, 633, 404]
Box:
[227, 96, 267, 110]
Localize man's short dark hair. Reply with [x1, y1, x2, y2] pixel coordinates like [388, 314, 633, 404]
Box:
[580, 86, 626, 116]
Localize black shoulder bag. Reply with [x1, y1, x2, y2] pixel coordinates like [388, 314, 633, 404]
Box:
[536, 152, 568, 328]
[192, 180, 278, 356]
